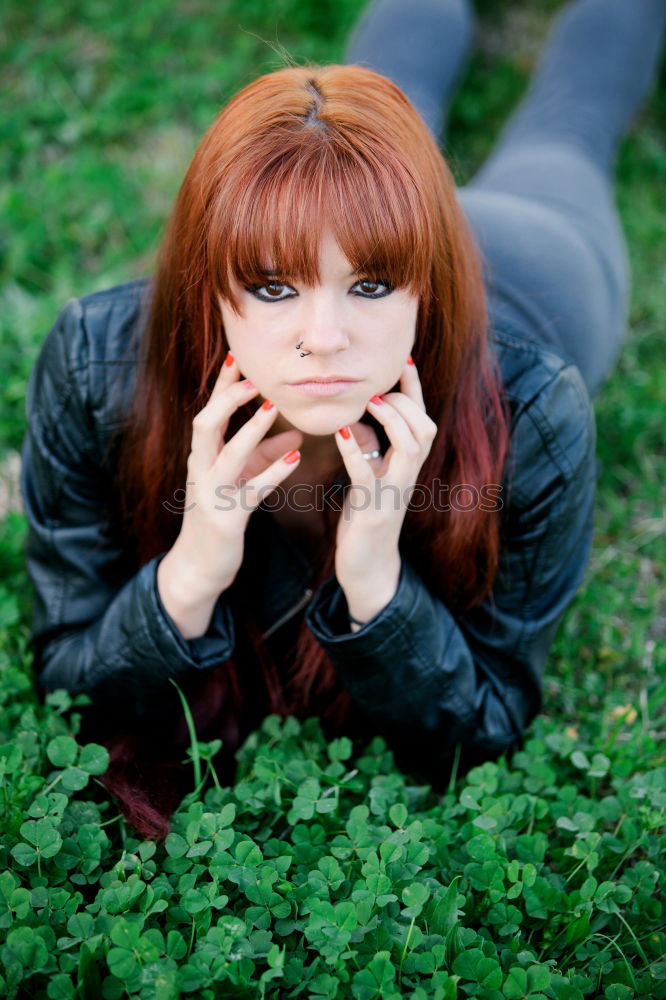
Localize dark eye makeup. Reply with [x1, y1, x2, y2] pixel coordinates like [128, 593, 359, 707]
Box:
[244, 278, 395, 302]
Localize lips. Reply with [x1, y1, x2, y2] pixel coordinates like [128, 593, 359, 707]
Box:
[291, 376, 359, 385]
[290, 379, 359, 396]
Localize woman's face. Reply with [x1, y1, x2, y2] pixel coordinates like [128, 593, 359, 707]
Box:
[218, 227, 419, 440]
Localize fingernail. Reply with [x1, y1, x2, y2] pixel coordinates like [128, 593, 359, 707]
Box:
[283, 449, 300, 464]
[243, 380, 255, 390]
[369, 395, 383, 406]
[407, 355, 414, 365]
[261, 399, 274, 410]
[224, 352, 235, 367]
[338, 426, 352, 439]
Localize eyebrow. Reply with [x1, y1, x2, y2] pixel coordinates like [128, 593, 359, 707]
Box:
[262, 268, 362, 278]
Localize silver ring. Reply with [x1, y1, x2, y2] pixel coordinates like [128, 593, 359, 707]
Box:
[362, 450, 381, 460]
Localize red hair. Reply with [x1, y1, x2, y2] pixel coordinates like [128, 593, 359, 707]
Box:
[98, 62, 509, 839]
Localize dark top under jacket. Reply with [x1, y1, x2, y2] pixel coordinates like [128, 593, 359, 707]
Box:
[19, 277, 597, 785]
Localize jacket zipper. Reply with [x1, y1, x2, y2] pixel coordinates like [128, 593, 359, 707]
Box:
[261, 587, 314, 640]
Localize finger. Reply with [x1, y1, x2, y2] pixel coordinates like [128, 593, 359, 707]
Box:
[399, 355, 426, 410]
[255, 429, 304, 465]
[347, 420, 381, 457]
[246, 429, 304, 478]
[377, 392, 438, 446]
[366, 395, 421, 464]
[209, 350, 240, 402]
[189, 378, 258, 470]
[334, 425, 376, 485]
[210, 397, 282, 482]
[241, 447, 302, 512]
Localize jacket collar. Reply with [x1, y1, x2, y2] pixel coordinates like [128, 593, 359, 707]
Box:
[242, 473, 349, 639]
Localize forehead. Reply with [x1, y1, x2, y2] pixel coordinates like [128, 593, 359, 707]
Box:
[262, 226, 355, 277]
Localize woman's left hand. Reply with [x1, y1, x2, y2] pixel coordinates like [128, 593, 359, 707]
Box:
[333, 356, 438, 623]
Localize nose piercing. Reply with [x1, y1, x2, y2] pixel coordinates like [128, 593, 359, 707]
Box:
[295, 341, 312, 357]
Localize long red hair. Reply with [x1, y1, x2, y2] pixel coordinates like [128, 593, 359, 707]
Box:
[94, 63, 509, 839]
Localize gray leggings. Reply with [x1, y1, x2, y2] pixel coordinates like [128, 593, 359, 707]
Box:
[344, 0, 666, 398]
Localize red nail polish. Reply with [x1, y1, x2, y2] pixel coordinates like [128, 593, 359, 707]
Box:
[369, 395, 384, 405]
[224, 352, 234, 367]
[284, 449, 300, 464]
[407, 354, 414, 365]
[338, 426, 352, 439]
[261, 399, 274, 410]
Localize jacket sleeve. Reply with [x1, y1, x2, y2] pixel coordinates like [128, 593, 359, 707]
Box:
[20, 297, 236, 719]
[305, 361, 597, 780]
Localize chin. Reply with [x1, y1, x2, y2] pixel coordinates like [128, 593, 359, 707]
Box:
[286, 404, 364, 436]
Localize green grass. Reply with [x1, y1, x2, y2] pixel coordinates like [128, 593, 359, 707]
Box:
[0, 1, 664, 996]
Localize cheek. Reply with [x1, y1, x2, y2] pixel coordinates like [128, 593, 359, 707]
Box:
[379, 315, 415, 360]
[221, 316, 251, 361]
[225, 329, 278, 384]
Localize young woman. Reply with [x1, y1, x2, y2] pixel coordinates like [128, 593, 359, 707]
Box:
[20, 0, 665, 839]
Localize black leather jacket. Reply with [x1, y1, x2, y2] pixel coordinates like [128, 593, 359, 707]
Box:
[20, 277, 597, 781]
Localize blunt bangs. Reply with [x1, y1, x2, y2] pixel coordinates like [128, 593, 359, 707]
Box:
[208, 127, 434, 314]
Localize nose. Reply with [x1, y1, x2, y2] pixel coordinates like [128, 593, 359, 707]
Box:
[296, 291, 350, 356]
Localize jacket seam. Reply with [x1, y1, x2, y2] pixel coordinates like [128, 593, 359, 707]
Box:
[56, 302, 93, 628]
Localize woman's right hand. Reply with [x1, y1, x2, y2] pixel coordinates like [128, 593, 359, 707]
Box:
[157, 353, 303, 635]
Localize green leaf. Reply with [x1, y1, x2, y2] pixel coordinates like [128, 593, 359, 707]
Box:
[605, 987, 633, 1000]
[165, 833, 189, 859]
[571, 750, 590, 771]
[166, 930, 188, 960]
[46, 736, 78, 768]
[107, 946, 138, 979]
[526, 965, 552, 991]
[235, 840, 263, 866]
[428, 880, 463, 936]
[217, 803, 236, 828]
[460, 787, 482, 810]
[401, 883, 430, 909]
[453, 948, 502, 988]
[327, 737, 353, 762]
[110, 919, 142, 949]
[67, 913, 95, 940]
[588, 752, 610, 777]
[19, 818, 62, 856]
[11, 842, 38, 867]
[46, 973, 76, 999]
[5, 926, 49, 970]
[59, 766, 89, 791]
[472, 813, 498, 830]
[78, 743, 110, 774]
[503, 966, 527, 998]
[28, 792, 69, 819]
[522, 863, 537, 887]
[333, 901, 358, 930]
[352, 951, 396, 999]
[389, 803, 408, 827]
[379, 841, 403, 865]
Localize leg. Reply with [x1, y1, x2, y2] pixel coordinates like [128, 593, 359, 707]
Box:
[458, 0, 666, 397]
[343, 0, 475, 142]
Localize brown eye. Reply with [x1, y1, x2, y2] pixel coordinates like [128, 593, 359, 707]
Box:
[355, 278, 394, 298]
[246, 281, 295, 302]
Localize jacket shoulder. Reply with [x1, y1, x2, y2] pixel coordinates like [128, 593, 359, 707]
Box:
[489, 323, 596, 508]
[74, 276, 153, 427]
[77, 275, 152, 361]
